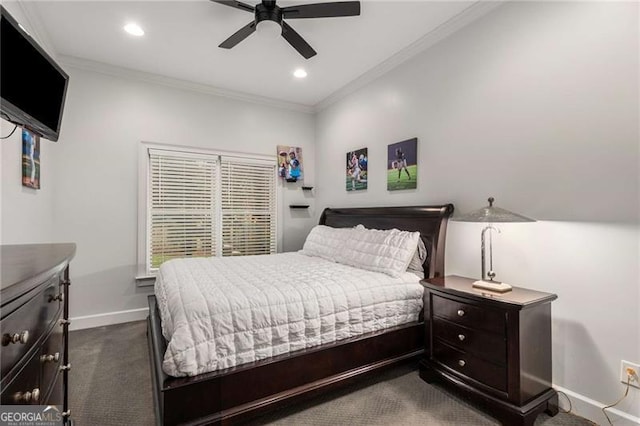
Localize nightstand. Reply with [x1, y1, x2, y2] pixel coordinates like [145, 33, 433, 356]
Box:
[420, 275, 558, 426]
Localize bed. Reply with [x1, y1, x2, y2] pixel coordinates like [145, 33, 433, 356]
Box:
[147, 204, 454, 425]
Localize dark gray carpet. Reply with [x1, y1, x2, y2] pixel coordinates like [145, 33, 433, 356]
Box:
[70, 321, 594, 426]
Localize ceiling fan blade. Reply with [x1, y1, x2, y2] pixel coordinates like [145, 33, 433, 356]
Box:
[219, 21, 257, 49]
[282, 1, 360, 19]
[281, 21, 317, 59]
[210, 0, 255, 13]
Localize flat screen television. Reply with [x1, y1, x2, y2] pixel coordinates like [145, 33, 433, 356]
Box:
[1, 6, 69, 142]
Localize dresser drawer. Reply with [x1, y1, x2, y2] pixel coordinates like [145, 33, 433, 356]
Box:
[433, 341, 507, 392]
[40, 318, 64, 396]
[1, 349, 41, 405]
[1, 277, 63, 377]
[433, 317, 506, 365]
[44, 370, 63, 406]
[432, 294, 505, 335]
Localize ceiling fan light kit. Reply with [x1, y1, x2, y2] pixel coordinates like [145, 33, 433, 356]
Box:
[212, 0, 361, 59]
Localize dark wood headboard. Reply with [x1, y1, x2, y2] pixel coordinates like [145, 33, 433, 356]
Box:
[319, 204, 454, 278]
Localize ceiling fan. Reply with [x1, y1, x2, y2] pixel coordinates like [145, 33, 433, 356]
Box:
[211, 0, 361, 59]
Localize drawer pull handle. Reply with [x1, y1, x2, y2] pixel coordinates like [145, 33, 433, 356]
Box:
[2, 330, 30, 346]
[13, 391, 29, 403]
[60, 363, 72, 371]
[59, 319, 71, 326]
[49, 293, 64, 302]
[458, 360, 466, 367]
[458, 334, 466, 341]
[41, 352, 60, 363]
[457, 309, 465, 317]
[13, 388, 39, 403]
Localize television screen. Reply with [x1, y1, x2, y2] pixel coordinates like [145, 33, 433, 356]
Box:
[0, 6, 69, 142]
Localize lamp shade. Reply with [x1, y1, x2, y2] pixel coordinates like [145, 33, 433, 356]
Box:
[453, 197, 535, 223]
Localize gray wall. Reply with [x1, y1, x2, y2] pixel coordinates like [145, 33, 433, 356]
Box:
[315, 1, 639, 423]
[1, 1, 57, 244]
[2, 64, 316, 321]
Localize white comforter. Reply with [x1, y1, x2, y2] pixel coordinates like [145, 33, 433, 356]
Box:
[156, 252, 423, 377]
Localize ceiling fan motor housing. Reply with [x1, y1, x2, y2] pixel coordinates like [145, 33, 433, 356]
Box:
[255, 2, 283, 26]
[212, 0, 361, 59]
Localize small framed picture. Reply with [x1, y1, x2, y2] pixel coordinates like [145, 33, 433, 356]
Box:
[22, 129, 40, 189]
[346, 148, 368, 191]
[277, 145, 303, 182]
[387, 138, 417, 191]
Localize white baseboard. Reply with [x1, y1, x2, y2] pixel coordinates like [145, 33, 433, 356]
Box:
[69, 307, 149, 331]
[554, 385, 640, 426]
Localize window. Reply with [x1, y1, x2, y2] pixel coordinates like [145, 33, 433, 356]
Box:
[140, 145, 277, 275]
[220, 159, 277, 257]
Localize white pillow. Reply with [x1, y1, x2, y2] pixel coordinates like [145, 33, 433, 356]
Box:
[407, 238, 428, 274]
[339, 226, 420, 277]
[299, 225, 352, 262]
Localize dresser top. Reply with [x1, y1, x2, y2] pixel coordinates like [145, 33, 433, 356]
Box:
[1, 243, 76, 291]
[423, 275, 557, 308]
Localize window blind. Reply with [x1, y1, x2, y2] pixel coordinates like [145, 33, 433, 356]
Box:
[146, 148, 276, 273]
[220, 159, 277, 256]
[148, 150, 217, 271]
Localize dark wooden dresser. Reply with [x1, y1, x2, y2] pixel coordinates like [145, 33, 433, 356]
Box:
[420, 275, 558, 426]
[0, 244, 75, 424]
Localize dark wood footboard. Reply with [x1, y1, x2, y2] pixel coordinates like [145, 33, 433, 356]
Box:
[148, 295, 423, 426]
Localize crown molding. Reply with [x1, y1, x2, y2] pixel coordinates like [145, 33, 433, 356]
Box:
[314, 1, 505, 112]
[14, 0, 58, 59]
[14, 0, 312, 113]
[14, 0, 501, 116]
[58, 55, 316, 115]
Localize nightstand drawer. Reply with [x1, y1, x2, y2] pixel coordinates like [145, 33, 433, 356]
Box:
[433, 341, 507, 392]
[432, 294, 505, 335]
[433, 317, 506, 365]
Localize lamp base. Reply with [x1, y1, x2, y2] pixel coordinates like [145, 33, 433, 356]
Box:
[472, 280, 513, 293]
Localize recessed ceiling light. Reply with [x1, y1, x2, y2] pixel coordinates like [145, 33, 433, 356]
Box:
[293, 69, 307, 79]
[124, 22, 144, 37]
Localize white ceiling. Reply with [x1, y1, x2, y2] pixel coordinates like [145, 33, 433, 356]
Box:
[26, 1, 477, 107]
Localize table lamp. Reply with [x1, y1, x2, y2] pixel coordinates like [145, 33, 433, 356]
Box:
[453, 197, 535, 293]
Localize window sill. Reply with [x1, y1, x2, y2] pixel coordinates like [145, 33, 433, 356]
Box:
[135, 266, 156, 287]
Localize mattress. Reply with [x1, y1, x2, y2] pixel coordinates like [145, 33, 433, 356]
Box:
[155, 252, 423, 377]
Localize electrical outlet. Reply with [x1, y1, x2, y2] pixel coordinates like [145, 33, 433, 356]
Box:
[620, 360, 640, 389]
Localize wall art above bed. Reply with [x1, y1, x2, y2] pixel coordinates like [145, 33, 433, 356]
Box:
[387, 138, 417, 191]
[346, 147, 368, 191]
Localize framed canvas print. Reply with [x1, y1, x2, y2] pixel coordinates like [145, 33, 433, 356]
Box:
[22, 129, 40, 189]
[387, 138, 417, 191]
[277, 145, 303, 182]
[346, 148, 368, 191]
